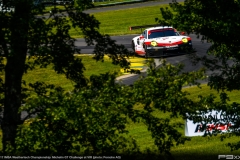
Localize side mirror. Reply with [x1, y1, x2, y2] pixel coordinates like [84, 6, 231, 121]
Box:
[139, 35, 144, 40]
[180, 32, 185, 35]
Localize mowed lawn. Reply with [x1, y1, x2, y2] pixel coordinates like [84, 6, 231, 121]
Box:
[92, 5, 163, 36]
[69, 3, 183, 37]
[46, 3, 182, 37]
[0, 56, 122, 91]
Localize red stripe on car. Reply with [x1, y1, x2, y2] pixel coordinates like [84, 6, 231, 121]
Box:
[135, 50, 146, 54]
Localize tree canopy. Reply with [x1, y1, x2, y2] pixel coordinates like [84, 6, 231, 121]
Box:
[158, 0, 240, 151]
[0, 0, 132, 154]
[0, 0, 206, 157]
[1, 0, 239, 158]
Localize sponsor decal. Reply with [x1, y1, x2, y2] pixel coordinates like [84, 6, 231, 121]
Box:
[151, 41, 158, 47]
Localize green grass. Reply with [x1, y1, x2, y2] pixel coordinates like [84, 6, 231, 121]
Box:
[171, 135, 240, 160]
[44, 5, 66, 13]
[125, 84, 240, 159]
[69, 3, 182, 38]
[44, 2, 182, 38]
[126, 109, 240, 159]
[184, 84, 240, 103]
[92, 4, 170, 36]
[0, 56, 122, 91]
[43, 0, 165, 12]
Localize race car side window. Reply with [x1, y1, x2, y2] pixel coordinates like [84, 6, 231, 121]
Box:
[143, 30, 147, 38]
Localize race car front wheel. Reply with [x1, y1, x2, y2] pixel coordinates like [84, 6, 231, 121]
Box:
[144, 44, 149, 58]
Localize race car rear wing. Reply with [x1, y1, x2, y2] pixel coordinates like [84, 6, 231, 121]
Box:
[129, 24, 172, 30]
[129, 24, 186, 35]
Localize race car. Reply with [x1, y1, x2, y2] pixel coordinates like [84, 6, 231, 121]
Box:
[131, 25, 192, 57]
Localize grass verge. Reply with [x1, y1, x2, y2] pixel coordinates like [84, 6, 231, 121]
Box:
[43, 2, 182, 38]
[0, 56, 122, 91]
[184, 84, 240, 104]
[69, 2, 183, 38]
[126, 84, 240, 159]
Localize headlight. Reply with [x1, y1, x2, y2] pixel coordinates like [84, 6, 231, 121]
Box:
[182, 38, 188, 43]
[151, 41, 158, 47]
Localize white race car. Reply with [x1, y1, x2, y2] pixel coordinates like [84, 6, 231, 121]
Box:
[131, 25, 192, 57]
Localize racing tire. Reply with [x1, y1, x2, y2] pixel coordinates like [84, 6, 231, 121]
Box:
[131, 41, 135, 52]
[144, 44, 149, 58]
[145, 51, 149, 58]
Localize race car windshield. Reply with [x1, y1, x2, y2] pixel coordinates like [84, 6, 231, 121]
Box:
[148, 29, 179, 39]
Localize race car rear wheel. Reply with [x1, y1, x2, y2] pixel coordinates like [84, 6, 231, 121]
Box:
[131, 41, 135, 51]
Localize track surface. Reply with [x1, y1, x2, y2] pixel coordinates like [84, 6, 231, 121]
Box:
[83, 0, 185, 14]
[41, 0, 185, 17]
[75, 34, 217, 85]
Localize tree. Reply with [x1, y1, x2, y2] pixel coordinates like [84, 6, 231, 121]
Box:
[12, 59, 206, 157]
[0, 0, 131, 154]
[0, 0, 207, 157]
[158, 0, 240, 151]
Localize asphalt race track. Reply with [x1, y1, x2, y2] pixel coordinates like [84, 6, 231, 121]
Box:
[83, 0, 185, 14]
[41, 0, 185, 18]
[75, 34, 216, 85]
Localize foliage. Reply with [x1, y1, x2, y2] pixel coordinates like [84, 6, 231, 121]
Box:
[14, 74, 139, 155]
[10, 59, 206, 157]
[158, 0, 240, 151]
[1, 0, 233, 157]
[0, 0, 132, 154]
[1, 0, 202, 157]
[131, 59, 205, 156]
